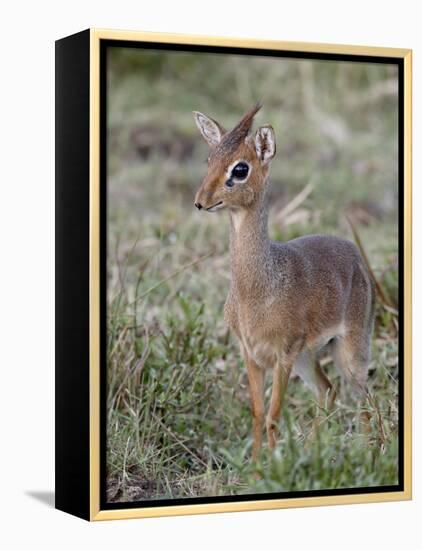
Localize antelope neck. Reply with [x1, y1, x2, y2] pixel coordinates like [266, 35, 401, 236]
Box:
[229, 191, 272, 292]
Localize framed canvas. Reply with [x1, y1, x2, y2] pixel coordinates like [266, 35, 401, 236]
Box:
[55, 28, 412, 521]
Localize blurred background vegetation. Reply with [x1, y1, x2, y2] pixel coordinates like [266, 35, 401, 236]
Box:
[106, 46, 399, 503]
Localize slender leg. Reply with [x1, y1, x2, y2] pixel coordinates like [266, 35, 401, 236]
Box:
[314, 360, 337, 410]
[308, 360, 337, 438]
[332, 332, 371, 434]
[332, 266, 374, 435]
[244, 353, 265, 460]
[294, 352, 336, 410]
[266, 360, 293, 450]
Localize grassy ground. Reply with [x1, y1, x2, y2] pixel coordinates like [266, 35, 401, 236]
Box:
[106, 48, 399, 503]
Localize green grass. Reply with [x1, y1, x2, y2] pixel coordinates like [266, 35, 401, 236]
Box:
[105, 48, 399, 502]
[106, 283, 398, 502]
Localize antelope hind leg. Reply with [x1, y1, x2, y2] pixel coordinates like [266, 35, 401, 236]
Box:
[293, 351, 337, 444]
[294, 351, 337, 411]
[332, 332, 372, 435]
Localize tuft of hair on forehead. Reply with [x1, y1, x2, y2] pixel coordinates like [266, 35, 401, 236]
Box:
[215, 103, 262, 156]
[231, 102, 262, 137]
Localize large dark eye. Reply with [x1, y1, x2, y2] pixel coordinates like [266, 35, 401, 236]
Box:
[231, 162, 249, 180]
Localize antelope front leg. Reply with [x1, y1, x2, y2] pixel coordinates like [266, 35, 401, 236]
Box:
[266, 361, 293, 450]
[244, 354, 265, 461]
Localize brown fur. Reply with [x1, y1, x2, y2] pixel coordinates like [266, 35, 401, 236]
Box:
[193, 105, 375, 459]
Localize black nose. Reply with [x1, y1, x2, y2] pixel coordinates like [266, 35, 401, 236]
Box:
[195, 202, 203, 210]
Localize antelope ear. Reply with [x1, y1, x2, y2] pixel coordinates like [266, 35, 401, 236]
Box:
[254, 125, 276, 165]
[193, 111, 224, 147]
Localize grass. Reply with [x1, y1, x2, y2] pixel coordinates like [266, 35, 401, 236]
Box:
[105, 48, 399, 503]
[106, 279, 399, 502]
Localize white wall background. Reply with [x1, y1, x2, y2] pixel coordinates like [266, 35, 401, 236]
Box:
[0, 1, 419, 548]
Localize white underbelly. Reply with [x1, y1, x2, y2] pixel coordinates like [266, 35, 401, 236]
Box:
[241, 322, 345, 370]
[242, 336, 277, 369]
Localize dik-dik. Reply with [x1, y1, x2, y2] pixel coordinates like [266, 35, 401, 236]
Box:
[193, 104, 375, 460]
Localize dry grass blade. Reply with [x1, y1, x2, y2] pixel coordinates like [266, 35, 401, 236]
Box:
[129, 250, 215, 307]
[345, 215, 394, 309]
[152, 413, 209, 469]
[365, 390, 387, 448]
[275, 182, 314, 224]
[109, 330, 150, 411]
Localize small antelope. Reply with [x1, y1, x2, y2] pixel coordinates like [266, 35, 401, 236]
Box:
[193, 104, 375, 459]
